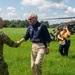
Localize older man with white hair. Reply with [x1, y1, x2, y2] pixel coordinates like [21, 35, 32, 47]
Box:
[18, 12, 51, 75]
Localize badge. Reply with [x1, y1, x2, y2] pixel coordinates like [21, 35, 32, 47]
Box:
[38, 27, 41, 30]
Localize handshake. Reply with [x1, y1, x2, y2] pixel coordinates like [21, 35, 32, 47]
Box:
[17, 38, 25, 45]
[17, 41, 21, 45]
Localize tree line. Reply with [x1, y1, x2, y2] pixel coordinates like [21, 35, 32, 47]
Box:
[3, 19, 52, 28]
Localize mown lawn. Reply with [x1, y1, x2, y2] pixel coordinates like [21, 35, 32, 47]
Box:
[2, 28, 75, 75]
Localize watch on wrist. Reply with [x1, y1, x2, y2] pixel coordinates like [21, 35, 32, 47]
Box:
[47, 46, 49, 48]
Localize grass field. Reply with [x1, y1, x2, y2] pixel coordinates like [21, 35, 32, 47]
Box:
[1, 28, 75, 75]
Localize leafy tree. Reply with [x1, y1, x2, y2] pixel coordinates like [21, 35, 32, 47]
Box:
[40, 20, 49, 28]
[3, 20, 11, 27]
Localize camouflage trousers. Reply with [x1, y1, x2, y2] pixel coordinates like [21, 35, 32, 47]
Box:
[0, 55, 9, 75]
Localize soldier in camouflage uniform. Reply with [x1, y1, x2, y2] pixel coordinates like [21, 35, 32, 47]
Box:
[0, 17, 19, 75]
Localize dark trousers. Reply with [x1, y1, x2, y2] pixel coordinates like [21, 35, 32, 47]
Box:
[59, 40, 71, 56]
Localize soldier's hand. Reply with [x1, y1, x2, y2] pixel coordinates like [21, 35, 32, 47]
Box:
[17, 41, 21, 45]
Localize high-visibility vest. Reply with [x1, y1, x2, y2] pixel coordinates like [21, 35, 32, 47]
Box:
[59, 31, 69, 44]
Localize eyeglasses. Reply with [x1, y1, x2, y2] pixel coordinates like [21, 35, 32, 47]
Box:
[28, 17, 34, 21]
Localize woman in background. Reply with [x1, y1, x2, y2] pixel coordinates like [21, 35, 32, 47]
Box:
[58, 26, 71, 56]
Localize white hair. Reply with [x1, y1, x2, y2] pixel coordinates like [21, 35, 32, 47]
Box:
[29, 12, 38, 20]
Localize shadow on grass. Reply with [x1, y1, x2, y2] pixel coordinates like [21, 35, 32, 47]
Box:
[69, 55, 75, 59]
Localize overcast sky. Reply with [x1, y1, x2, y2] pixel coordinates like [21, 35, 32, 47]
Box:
[0, 0, 75, 24]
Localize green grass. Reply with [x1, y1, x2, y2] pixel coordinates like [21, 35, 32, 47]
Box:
[1, 28, 75, 75]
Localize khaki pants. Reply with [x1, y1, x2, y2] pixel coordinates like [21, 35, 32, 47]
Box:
[31, 43, 45, 75]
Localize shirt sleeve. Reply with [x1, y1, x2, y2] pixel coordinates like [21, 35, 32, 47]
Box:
[1, 32, 19, 47]
[42, 25, 51, 43]
[23, 27, 30, 41]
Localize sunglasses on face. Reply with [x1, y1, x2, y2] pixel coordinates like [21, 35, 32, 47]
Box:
[28, 17, 34, 21]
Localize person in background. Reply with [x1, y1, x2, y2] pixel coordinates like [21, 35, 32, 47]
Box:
[17, 12, 51, 75]
[57, 26, 71, 56]
[0, 17, 20, 75]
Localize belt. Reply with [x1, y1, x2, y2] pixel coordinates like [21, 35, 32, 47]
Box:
[32, 41, 47, 47]
[32, 41, 43, 43]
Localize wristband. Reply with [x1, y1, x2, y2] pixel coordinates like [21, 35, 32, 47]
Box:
[47, 47, 49, 48]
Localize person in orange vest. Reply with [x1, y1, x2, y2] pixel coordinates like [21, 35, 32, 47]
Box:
[57, 26, 71, 56]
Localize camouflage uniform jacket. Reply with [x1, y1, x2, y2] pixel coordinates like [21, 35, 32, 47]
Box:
[0, 31, 19, 55]
[0, 31, 19, 75]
